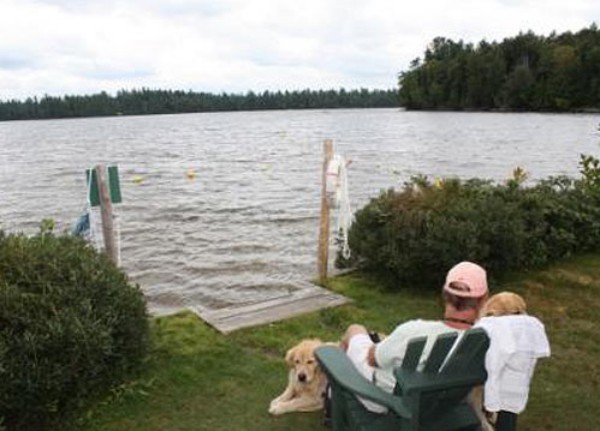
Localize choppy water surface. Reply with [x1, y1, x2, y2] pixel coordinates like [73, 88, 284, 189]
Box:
[0, 109, 598, 314]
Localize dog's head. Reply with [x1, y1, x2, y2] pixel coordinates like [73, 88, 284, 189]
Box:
[285, 339, 323, 384]
[480, 291, 527, 317]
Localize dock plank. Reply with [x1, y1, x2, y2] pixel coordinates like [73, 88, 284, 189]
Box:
[188, 284, 349, 333]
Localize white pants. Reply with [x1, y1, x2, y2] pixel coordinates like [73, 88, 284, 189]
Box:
[346, 333, 387, 413]
[347, 333, 376, 380]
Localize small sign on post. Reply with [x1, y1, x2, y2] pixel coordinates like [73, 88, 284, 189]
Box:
[86, 166, 122, 207]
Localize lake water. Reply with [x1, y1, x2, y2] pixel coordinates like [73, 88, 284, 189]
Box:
[0, 108, 598, 314]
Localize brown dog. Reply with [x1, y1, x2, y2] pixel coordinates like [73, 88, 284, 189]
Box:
[269, 339, 330, 415]
[471, 292, 527, 431]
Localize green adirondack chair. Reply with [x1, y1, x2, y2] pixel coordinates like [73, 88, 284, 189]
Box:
[315, 328, 490, 431]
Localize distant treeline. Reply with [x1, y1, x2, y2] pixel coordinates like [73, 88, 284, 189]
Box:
[399, 24, 600, 111]
[0, 88, 399, 121]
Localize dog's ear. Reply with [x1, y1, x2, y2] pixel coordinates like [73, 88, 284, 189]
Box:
[514, 295, 527, 314]
[285, 345, 298, 367]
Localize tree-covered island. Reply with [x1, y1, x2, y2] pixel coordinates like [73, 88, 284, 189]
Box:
[399, 24, 600, 111]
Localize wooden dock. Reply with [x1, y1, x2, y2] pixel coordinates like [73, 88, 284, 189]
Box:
[188, 282, 350, 334]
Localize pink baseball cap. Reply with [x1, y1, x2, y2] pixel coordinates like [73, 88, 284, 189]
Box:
[443, 261, 488, 298]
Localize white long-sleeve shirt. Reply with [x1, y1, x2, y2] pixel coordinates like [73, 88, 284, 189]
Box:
[475, 315, 550, 413]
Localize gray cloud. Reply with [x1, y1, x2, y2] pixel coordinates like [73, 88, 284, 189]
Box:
[30, 0, 118, 13]
[82, 65, 155, 80]
[0, 52, 37, 70]
[151, 0, 233, 18]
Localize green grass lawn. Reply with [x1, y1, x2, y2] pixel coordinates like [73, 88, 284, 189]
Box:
[69, 255, 600, 431]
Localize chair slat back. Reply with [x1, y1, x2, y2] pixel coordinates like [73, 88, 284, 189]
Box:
[422, 332, 459, 374]
[442, 328, 489, 376]
[418, 329, 489, 423]
[401, 336, 427, 371]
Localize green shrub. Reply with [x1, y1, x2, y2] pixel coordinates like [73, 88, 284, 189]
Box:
[344, 155, 600, 289]
[0, 225, 149, 430]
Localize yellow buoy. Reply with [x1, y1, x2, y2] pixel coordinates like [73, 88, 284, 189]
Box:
[186, 168, 197, 180]
[132, 175, 144, 184]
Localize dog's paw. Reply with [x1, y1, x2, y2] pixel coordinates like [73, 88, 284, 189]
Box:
[268, 403, 285, 415]
[269, 397, 283, 410]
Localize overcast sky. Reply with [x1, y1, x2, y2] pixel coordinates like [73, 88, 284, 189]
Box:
[0, 0, 598, 100]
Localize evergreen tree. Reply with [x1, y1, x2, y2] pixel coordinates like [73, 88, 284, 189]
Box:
[399, 24, 600, 111]
[0, 88, 399, 121]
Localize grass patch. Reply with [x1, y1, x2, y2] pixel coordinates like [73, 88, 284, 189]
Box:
[68, 255, 600, 431]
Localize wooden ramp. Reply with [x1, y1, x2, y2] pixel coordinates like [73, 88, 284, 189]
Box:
[188, 282, 350, 334]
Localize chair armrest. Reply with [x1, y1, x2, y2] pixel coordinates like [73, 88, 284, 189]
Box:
[394, 368, 487, 395]
[315, 346, 412, 419]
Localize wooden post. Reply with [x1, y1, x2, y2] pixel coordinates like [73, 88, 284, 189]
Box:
[318, 139, 334, 285]
[96, 164, 118, 265]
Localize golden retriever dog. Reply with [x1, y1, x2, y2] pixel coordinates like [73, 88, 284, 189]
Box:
[479, 291, 527, 318]
[470, 291, 527, 431]
[269, 339, 331, 415]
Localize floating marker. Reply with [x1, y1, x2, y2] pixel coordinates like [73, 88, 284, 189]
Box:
[186, 168, 197, 180]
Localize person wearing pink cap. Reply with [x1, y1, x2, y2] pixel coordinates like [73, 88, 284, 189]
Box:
[340, 261, 489, 413]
